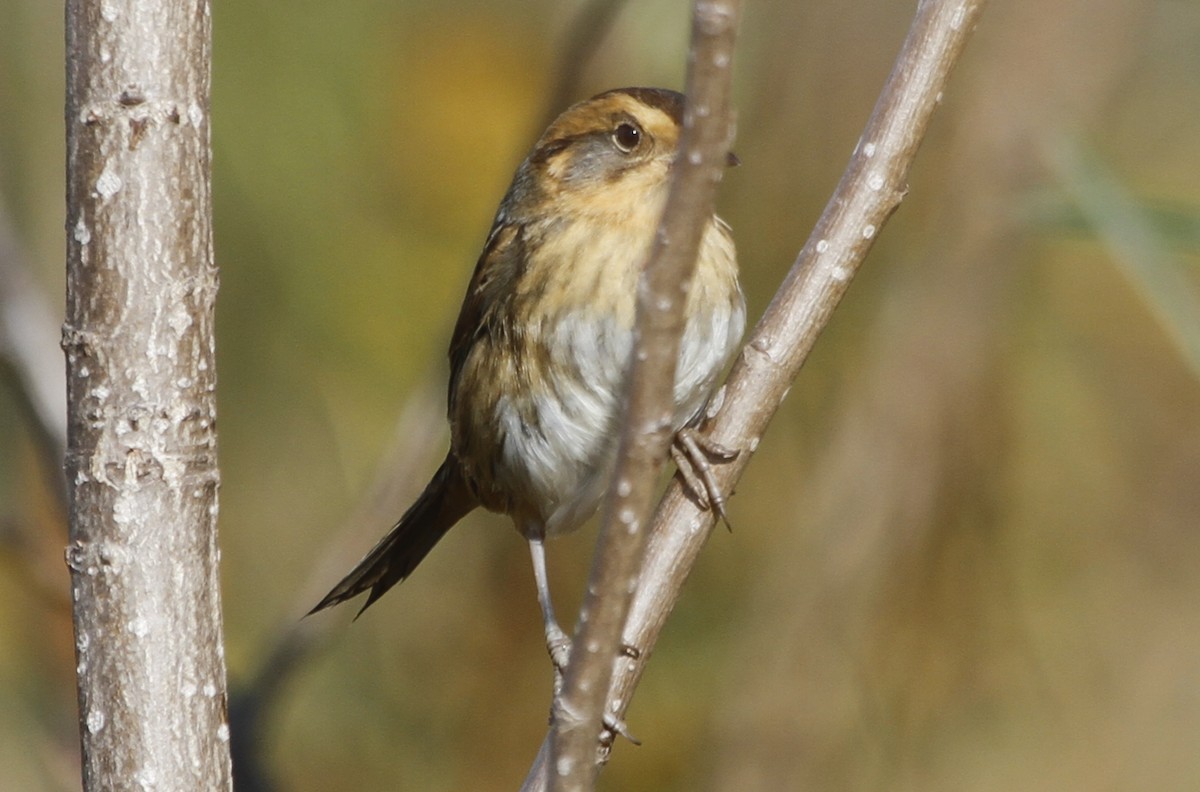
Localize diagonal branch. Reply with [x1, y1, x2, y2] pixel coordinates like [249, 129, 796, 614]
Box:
[0, 198, 68, 504]
[527, 0, 989, 787]
[541, 0, 632, 130]
[546, 1, 743, 790]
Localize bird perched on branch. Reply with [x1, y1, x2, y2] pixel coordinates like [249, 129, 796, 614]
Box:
[311, 87, 744, 672]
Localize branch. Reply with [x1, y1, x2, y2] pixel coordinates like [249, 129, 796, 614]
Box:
[65, 0, 231, 789]
[527, 0, 988, 786]
[0, 197, 68, 505]
[229, 383, 444, 791]
[546, 2, 743, 790]
[541, 0, 631, 130]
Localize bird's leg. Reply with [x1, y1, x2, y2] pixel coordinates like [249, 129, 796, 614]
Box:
[528, 535, 572, 679]
[529, 534, 641, 745]
[671, 428, 739, 528]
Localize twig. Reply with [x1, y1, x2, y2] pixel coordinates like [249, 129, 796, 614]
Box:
[545, 2, 743, 791]
[228, 383, 444, 791]
[0, 198, 68, 506]
[0, 197, 73, 625]
[525, 0, 989, 787]
[542, 0, 631, 129]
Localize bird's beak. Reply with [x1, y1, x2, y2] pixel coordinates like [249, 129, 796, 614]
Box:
[726, 151, 740, 167]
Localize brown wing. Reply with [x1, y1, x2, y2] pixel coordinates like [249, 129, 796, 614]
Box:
[447, 221, 524, 412]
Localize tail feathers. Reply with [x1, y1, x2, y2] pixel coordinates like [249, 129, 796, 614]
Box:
[309, 455, 477, 617]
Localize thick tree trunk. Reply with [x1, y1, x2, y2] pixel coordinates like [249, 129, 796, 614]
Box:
[63, 1, 231, 789]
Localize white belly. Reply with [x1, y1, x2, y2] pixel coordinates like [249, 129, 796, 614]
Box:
[493, 293, 745, 535]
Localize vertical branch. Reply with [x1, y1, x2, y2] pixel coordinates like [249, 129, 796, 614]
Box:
[546, 2, 743, 791]
[64, 1, 231, 790]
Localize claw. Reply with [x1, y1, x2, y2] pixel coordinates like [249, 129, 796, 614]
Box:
[603, 712, 641, 746]
[672, 428, 738, 529]
[547, 630, 572, 697]
[547, 624, 572, 674]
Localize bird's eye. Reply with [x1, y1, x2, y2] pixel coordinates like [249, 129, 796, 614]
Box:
[612, 122, 642, 153]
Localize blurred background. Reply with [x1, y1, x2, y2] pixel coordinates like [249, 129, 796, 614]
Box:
[3, 0, 1199, 789]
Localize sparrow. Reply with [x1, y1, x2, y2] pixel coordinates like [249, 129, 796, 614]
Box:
[311, 87, 745, 670]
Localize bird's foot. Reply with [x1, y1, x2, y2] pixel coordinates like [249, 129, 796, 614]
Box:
[546, 632, 642, 746]
[671, 428, 738, 528]
[546, 623, 572, 688]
